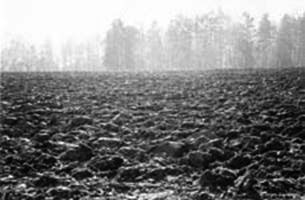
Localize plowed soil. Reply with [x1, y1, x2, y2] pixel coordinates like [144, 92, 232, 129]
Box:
[1, 68, 305, 200]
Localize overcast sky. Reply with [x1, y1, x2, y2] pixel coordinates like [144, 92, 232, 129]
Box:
[1, 0, 304, 44]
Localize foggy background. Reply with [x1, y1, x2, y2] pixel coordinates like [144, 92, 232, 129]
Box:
[1, 0, 305, 71]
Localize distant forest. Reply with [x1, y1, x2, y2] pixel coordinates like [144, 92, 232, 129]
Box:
[1, 11, 305, 71]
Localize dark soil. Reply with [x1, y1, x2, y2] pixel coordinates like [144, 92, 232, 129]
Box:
[1, 68, 305, 199]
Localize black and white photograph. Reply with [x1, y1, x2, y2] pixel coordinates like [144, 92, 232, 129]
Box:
[1, 0, 305, 199]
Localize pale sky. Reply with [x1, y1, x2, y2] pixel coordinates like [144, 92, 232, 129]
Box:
[1, 0, 304, 44]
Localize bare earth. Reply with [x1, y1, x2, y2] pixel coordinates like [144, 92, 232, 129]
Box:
[1, 68, 305, 200]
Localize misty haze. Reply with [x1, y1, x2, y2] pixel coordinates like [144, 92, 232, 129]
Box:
[1, 0, 305, 199]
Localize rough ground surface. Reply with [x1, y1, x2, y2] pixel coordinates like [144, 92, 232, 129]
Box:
[1, 68, 305, 200]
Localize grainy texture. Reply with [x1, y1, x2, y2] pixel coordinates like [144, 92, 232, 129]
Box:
[1, 69, 305, 199]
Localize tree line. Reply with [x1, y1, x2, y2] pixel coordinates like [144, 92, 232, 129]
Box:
[1, 12, 305, 71]
[0, 37, 103, 72]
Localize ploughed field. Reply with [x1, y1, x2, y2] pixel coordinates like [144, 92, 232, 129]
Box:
[1, 69, 305, 200]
